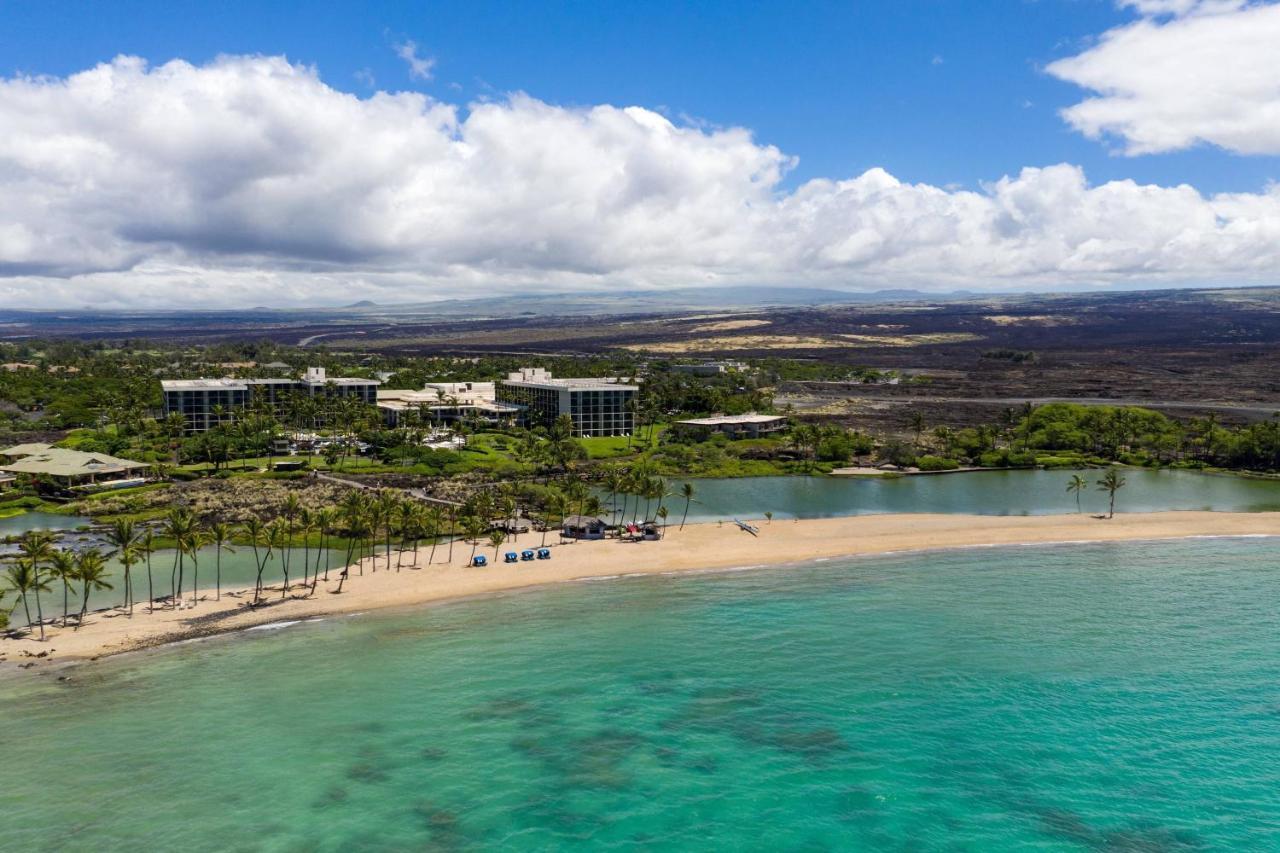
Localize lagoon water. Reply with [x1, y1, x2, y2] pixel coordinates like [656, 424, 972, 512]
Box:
[3, 538, 1279, 850]
[680, 468, 1280, 521]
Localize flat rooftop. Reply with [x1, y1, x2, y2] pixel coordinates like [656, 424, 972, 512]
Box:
[675, 413, 787, 426]
[161, 379, 249, 391]
[300, 377, 379, 386]
[501, 368, 638, 392]
[502, 377, 639, 391]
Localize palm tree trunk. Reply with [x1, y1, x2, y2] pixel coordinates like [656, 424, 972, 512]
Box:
[170, 550, 180, 605]
[216, 551, 222, 600]
[33, 584, 45, 640]
[146, 554, 154, 612]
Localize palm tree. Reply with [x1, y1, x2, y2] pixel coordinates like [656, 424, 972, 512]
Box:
[142, 529, 157, 612]
[105, 519, 141, 615]
[678, 482, 698, 530]
[765, 511, 774, 524]
[310, 507, 331, 586]
[75, 549, 113, 626]
[15, 531, 54, 637]
[489, 529, 506, 562]
[163, 507, 195, 606]
[210, 522, 234, 601]
[297, 508, 315, 588]
[909, 411, 926, 449]
[187, 524, 209, 606]
[117, 541, 145, 617]
[603, 466, 626, 527]
[266, 519, 289, 599]
[1066, 474, 1088, 513]
[464, 517, 487, 564]
[656, 506, 669, 538]
[243, 517, 267, 605]
[424, 506, 443, 565]
[281, 493, 301, 584]
[1097, 469, 1126, 519]
[48, 549, 79, 627]
[546, 492, 569, 545]
[4, 559, 50, 639]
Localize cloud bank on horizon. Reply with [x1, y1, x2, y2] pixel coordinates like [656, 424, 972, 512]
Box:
[1, 1, 1278, 309]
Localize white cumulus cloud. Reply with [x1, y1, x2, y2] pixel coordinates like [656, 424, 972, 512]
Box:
[0, 54, 1279, 309]
[1049, 1, 1280, 155]
[394, 40, 435, 81]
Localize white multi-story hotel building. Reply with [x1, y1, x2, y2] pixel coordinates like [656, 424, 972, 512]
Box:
[161, 367, 379, 432]
[496, 368, 638, 437]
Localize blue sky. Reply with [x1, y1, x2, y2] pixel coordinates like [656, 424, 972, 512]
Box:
[1, 0, 1279, 307]
[5, 0, 1274, 194]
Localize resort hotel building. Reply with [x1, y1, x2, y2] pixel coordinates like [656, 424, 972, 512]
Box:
[496, 368, 639, 437]
[161, 367, 379, 432]
[377, 382, 523, 428]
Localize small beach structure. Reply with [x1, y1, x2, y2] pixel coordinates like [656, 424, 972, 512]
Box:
[504, 552, 518, 563]
[536, 548, 551, 560]
[521, 550, 535, 562]
[472, 554, 488, 567]
[734, 519, 760, 537]
[561, 514, 608, 540]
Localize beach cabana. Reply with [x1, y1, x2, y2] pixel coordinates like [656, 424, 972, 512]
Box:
[536, 548, 551, 560]
[561, 514, 608, 540]
[472, 554, 488, 567]
[521, 550, 535, 561]
[504, 551, 518, 563]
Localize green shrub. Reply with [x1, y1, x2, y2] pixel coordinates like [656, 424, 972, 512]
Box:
[1035, 455, 1084, 469]
[916, 455, 959, 471]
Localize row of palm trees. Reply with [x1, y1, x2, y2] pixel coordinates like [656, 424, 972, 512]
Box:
[598, 463, 701, 533]
[2, 531, 114, 640]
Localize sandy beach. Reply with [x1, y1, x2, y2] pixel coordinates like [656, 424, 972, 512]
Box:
[4, 510, 1277, 666]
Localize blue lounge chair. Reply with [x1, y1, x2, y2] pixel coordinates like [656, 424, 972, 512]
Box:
[521, 550, 535, 561]
[504, 552, 518, 563]
[472, 554, 488, 567]
[536, 548, 551, 560]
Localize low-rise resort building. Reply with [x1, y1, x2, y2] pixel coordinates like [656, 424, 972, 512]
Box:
[670, 360, 748, 377]
[0, 444, 151, 489]
[377, 382, 523, 428]
[161, 367, 379, 432]
[497, 368, 638, 437]
[672, 413, 788, 440]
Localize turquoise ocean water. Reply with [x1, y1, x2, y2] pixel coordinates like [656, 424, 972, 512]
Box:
[2, 537, 1278, 850]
